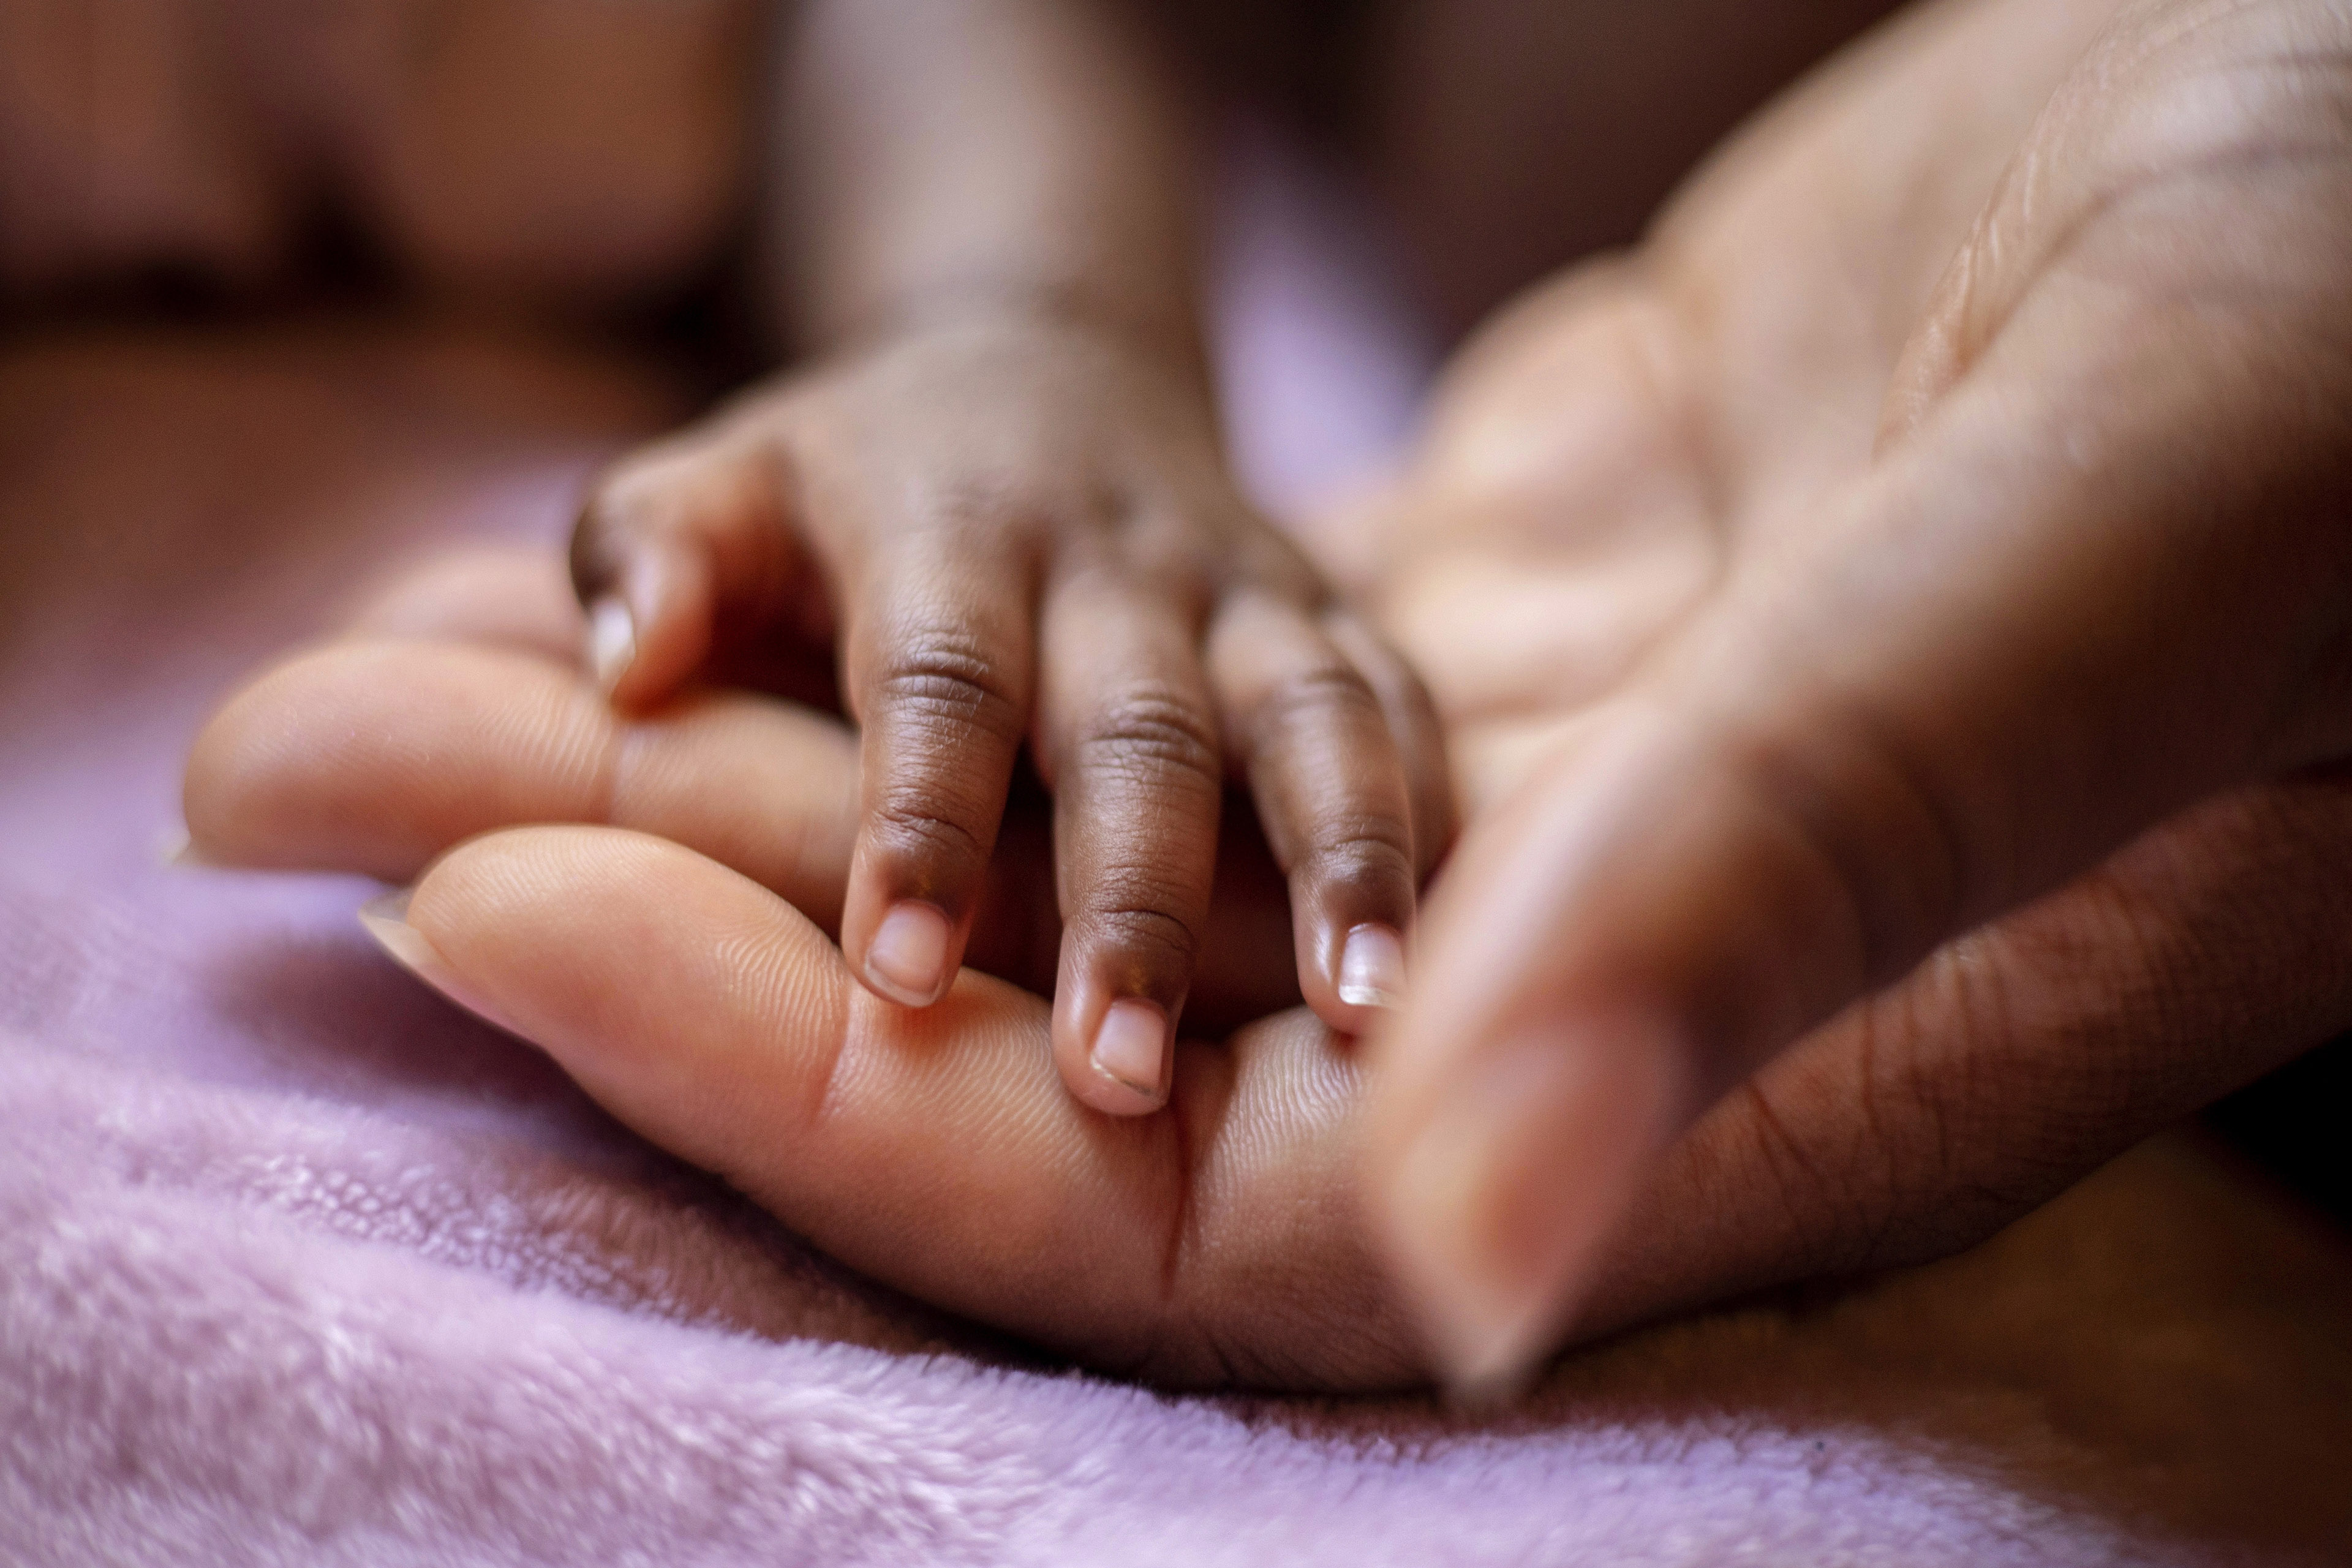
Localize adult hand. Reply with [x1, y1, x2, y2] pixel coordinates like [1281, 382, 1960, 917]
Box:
[183, 0, 2352, 1392]
[1362, 0, 2352, 1388]
[189, 546, 1420, 1389]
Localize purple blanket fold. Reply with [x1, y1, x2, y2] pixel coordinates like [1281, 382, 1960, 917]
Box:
[4, 330, 2348, 1568]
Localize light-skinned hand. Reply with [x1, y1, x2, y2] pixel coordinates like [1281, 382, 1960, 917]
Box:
[1362, 0, 2352, 1389]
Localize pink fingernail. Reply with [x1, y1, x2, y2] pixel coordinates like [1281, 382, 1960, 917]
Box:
[157, 825, 217, 870]
[587, 595, 636, 694]
[357, 889, 518, 1035]
[1338, 924, 1408, 1010]
[865, 901, 952, 1007]
[1090, 999, 1169, 1099]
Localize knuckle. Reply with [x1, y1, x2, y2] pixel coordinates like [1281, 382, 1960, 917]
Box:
[1081, 902, 1202, 976]
[1299, 826, 1417, 899]
[1079, 687, 1222, 788]
[867, 788, 993, 864]
[1250, 663, 1383, 748]
[875, 633, 1026, 747]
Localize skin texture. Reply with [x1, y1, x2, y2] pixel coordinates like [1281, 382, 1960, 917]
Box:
[1360, 0, 2352, 1385]
[1365, 0, 1907, 334]
[186, 0, 2352, 1391]
[573, 0, 1449, 1110]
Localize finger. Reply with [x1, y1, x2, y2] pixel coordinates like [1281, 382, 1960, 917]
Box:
[836, 539, 1038, 1010]
[1322, 612, 1456, 883]
[570, 425, 814, 710]
[1038, 576, 1224, 1116]
[366, 826, 1408, 1389]
[1580, 772, 2352, 1343]
[1207, 592, 1420, 1036]
[183, 641, 859, 926]
[182, 625, 1303, 1012]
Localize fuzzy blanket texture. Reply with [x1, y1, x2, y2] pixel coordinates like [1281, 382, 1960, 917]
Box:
[0, 312, 2347, 1568]
[7, 8, 2348, 1561]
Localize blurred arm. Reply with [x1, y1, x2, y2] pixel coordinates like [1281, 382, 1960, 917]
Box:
[769, 0, 1207, 385]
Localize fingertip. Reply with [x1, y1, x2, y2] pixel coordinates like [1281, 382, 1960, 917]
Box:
[1370, 1013, 1687, 1395]
[357, 884, 524, 1037]
[1337, 922, 1408, 1012]
[1090, 998, 1173, 1112]
[184, 641, 615, 880]
[586, 595, 636, 695]
[1208, 592, 1426, 1036]
[600, 545, 715, 712]
[1290, 853, 1419, 1034]
[1045, 903, 1197, 1115]
[858, 898, 957, 1009]
[1053, 986, 1173, 1117]
[1297, 917, 1409, 1038]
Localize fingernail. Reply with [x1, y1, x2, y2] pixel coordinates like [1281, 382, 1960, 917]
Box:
[157, 826, 216, 869]
[358, 889, 516, 1033]
[864, 900, 952, 1007]
[358, 888, 440, 978]
[587, 595, 636, 694]
[1382, 1023, 1681, 1399]
[1090, 998, 1169, 1099]
[1337, 924, 1407, 1010]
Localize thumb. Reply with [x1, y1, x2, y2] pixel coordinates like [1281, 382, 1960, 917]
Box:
[570, 418, 829, 711]
[1365, 20, 2352, 1391]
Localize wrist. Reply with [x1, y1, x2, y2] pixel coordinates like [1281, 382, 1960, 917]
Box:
[833, 274, 1210, 398]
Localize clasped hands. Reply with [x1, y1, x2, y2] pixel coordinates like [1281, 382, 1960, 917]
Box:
[182, 0, 2352, 1392]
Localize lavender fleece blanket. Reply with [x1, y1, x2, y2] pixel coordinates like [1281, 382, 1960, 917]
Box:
[4, 322, 2351, 1568]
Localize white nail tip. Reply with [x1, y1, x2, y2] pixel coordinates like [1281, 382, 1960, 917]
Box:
[1090, 1000, 1167, 1098]
[357, 890, 522, 1038]
[865, 902, 952, 1007]
[588, 597, 636, 693]
[157, 826, 215, 869]
[1338, 925, 1408, 1010]
[357, 889, 439, 978]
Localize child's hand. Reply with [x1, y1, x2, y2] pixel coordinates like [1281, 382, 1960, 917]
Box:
[569, 310, 1450, 1114]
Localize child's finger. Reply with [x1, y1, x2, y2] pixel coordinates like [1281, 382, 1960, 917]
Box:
[1037, 576, 1224, 1116]
[836, 538, 1039, 1010]
[1207, 593, 1421, 1036]
[569, 428, 808, 710]
[186, 628, 1308, 1016]
[1321, 612, 1457, 883]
